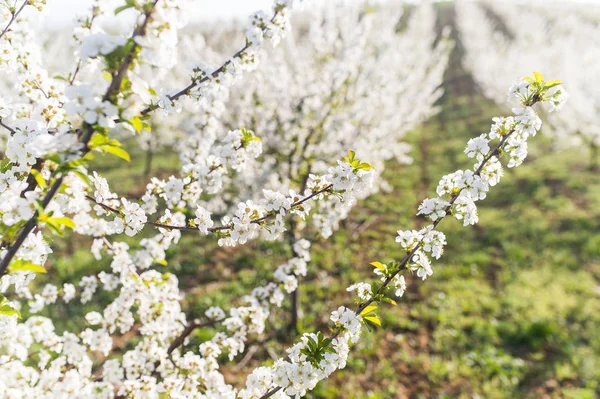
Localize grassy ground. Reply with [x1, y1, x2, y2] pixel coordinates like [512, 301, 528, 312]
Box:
[32, 3, 600, 398]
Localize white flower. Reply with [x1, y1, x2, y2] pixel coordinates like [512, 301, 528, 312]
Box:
[205, 306, 225, 321]
[465, 134, 490, 161]
[480, 156, 503, 186]
[507, 79, 533, 106]
[422, 228, 446, 259]
[489, 116, 515, 140]
[194, 206, 214, 235]
[545, 85, 569, 112]
[0, 96, 12, 118]
[346, 282, 372, 301]
[436, 170, 465, 197]
[79, 33, 126, 59]
[417, 197, 450, 221]
[156, 89, 181, 115]
[62, 283, 76, 303]
[393, 275, 406, 297]
[505, 136, 528, 168]
[409, 251, 432, 281]
[79, 276, 98, 304]
[512, 106, 542, 138]
[85, 311, 103, 325]
[395, 229, 424, 252]
[121, 198, 147, 236]
[460, 170, 489, 201]
[453, 194, 479, 226]
[82, 100, 119, 129]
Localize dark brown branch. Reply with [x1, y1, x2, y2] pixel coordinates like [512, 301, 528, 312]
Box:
[0, 119, 15, 134]
[167, 319, 219, 355]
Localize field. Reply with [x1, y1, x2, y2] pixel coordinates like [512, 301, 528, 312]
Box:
[28, 4, 600, 398]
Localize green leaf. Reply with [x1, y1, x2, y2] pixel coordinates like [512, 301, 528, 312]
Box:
[99, 145, 131, 162]
[370, 261, 386, 271]
[30, 169, 47, 189]
[115, 0, 136, 15]
[364, 314, 381, 326]
[381, 297, 397, 306]
[148, 87, 157, 97]
[8, 259, 47, 274]
[360, 305, 378, 316]
[0, 304, 21, 319]
[46, 154, 62, 165]
[51, 217, 76, 229]
[356, 162, 373, 171]
[344, 149, 356, 163]
[89, 134, 110, 149]
[129, 117, 144, 134]
[73, 170, 93, 187]
[44, 218, 63, 235]
[0, 159, 12, 173]
[544, 80, 562, 90]
[533, 72, 544, 83]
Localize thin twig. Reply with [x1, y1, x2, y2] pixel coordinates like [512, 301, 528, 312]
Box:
[0, 1, 29, 41]
[0, 119, 15, 134]
[138, 13, 280, 117]
[167, 319, 219, 354]
[85, 184, 334, 233]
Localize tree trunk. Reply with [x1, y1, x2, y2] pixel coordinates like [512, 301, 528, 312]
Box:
[144, 147, 153, 177]
[287, 219, 300, 335]
[590, 142, 598, 172]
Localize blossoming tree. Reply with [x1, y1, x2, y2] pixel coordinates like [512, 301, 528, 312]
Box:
[455, 0, 594, 167]
[198, 0, 451, 331]
[0, 0, 568, 397]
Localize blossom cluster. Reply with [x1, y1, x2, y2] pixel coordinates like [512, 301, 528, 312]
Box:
[218, 1, 450, 239]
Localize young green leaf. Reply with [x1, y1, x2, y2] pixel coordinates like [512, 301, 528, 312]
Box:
[360, 304, 378, 316]
[8, 260, 47, 274]
[370, 261, 386, 271]
[0, 304, 21, 319]
[99, 145, 131, 162]
[51, 217, 76, 229]
[364, 314, 381, 326]
[129, 117, 144, 134]
[30, 169, 47, 189]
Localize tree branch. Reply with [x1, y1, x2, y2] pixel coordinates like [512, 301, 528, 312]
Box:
[0, 1, 161, 277]
[84, 184, 334, 233]
[0, 0, 29, 41]
[138, 12, 281, 117]
[167, 319, 219, 355]
[0, 119, 15, 134]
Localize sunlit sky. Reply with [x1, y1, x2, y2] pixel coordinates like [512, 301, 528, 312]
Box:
[43, 0, 295, 29]
[40, 0, 600, 30]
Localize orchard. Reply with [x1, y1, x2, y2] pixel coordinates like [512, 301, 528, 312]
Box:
[0, 1, 597, 398]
